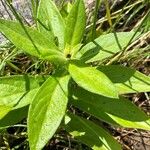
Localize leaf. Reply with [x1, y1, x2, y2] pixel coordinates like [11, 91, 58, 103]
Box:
[60, 2, 72, 18]
[0, 105, 12, 120]
[98, 65, 150, 94]
[0, 19, 65, 62]
[0, 106, 28, 129]
[0, 75, 47, 109]
[70, 86, 150, 130]
[77, 32, 139, 62]
[0, 75, 42, 124]
[65, 0, 86, 47]
[65, 113, 121, 150]
[68, 61, 118, 98]
[37, 0, 65, 50]
[28, 75, 70, 150]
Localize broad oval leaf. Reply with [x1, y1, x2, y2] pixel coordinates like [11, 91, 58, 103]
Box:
[37, 0, 65, 50]
[98, 65, 150, 94]
[28, 75, 70, 150]
[0, 106, 28, 129]
[70, 86, 150, 130]
[68, 61, 118, 98]
[0, 75, 45, 124]
[65, 113, 121, 150]
[0, 75, 47, 109]
[0, 19, 65, 62]
[0, 105, 12, 120]
[65, 0, 86, 47]
[77, 32, 139, 62]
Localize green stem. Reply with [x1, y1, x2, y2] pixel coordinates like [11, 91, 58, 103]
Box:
[91, 0, 101, 41]
[104, 0, 112, 27]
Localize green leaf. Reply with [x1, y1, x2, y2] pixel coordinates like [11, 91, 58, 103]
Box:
[0, 75, 41, 125]
[0, 75, 47, 109]
[0, 19, 65, 62]
[98, 65, 150, 94]
[0, 105, 12, 120]
[65, 0, 86, 47]
[28, 75, 70, 150]
[0, 106, 28, 129]
[77, 32, 139, 62]
[68, 61, 118, 98]
[70, 86, 150, 130]
[60, 2, 72, 18]
[65, 113, 121, 150]
[37, 0, 65, 50]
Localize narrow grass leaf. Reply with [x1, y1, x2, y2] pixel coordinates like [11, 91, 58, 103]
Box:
[65, 113, 121, 150]
[28, 75, 69, 150]
[68, 61, 118, 98]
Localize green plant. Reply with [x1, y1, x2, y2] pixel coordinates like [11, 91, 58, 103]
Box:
[0, 0, 150, 149]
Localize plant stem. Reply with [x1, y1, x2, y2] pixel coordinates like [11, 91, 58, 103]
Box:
[91, 0, 101, 41]
[104, 0, 112, 27]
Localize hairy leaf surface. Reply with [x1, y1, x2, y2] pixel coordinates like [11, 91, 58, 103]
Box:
[0, 75, 47, 108]
[68, 61, 118, 98]
[28, 75, 69, 150]
[65, 0, 86, 47]
[37, 0, 65, 50]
